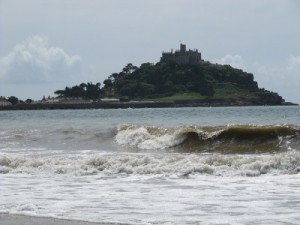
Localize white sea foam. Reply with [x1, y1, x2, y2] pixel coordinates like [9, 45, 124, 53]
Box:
[115, 124, 202, 150]
[1, 151, 300, 177]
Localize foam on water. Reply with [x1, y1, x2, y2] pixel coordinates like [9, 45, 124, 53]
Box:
[1, 151, 300, 177]
[1, 168, 300, 224]
[115, 125, 188, 150]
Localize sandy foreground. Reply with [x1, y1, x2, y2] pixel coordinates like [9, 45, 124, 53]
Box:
[0, 214, 131, 225]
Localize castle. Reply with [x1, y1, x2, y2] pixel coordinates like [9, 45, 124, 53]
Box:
[161, 43, 201, 65]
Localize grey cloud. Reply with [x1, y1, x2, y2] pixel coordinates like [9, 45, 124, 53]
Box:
[0, 36, 82, 84]
[254, 57, 300, 103]
[287, 55, 300, 72]
[215, 54, 244, 70]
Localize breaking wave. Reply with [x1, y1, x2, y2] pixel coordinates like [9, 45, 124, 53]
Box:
[115, 124, 300, 153]
[1, 152, 300, 177]
[1, 124, 300, 177]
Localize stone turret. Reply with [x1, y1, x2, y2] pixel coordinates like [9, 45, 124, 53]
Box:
[180, 43, 186, 52]
[161, 43, 201, 65]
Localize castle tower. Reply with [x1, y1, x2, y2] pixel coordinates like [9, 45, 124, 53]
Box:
[161, 43, 201, 65]
[180, 44, 186, 52]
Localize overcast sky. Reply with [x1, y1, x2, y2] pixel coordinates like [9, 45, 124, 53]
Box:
[0, 0, 300, 103]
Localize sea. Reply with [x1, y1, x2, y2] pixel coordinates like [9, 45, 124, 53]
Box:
[1, 106, 300, 225]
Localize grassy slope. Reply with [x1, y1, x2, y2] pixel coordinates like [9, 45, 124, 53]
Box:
[213, 83, 258, 100]
[150, 83, 259, 102]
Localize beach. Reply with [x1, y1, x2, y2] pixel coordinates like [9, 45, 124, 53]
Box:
[0, 214, 129, 225]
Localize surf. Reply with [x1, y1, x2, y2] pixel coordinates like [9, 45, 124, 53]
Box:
[115, 124, 300, 153]
[1, 151, 300, 177]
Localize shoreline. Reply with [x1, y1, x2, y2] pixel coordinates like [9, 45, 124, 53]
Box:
[0, 100, 297, 111]
[0, 213, 130, 225]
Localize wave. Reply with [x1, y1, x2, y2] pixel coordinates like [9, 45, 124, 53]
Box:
[1, 124, 299, 154]
[1, 152, 300, 177]
[115, 124, 300, 153]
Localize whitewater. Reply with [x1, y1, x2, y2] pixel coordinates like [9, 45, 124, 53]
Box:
[1, 106, 300, 224]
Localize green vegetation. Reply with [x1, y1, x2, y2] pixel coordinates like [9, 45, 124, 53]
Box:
[52, 60, 285, 105]
[100, 61, 284, 105]
[54, 82, 101, 100]
[105, 62, 215, 99]
[7, 96, 19, 105]
[149, 92, 205, 102]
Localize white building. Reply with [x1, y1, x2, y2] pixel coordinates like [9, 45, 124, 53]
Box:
[41, 97, 93, 104]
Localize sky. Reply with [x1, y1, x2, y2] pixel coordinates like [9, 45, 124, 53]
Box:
[0, 0, 300, 103]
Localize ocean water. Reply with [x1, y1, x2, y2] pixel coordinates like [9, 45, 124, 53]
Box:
[1, 106, 300, 224]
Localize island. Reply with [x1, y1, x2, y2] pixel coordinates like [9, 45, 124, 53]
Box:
[0, 43, 297, 110]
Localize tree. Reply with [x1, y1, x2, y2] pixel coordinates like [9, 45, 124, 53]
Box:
[25, 99, 33, 104]
[103, 79, 114, 97]
[122, 63, 138, 75]
[54, 82, 102, 99]
[85, 82, 102, 100]
[54, 90, 65, 97]
[80, 83, 87, 90]
[7, 96, 19, 105]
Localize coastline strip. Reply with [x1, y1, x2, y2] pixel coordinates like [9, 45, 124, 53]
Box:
[1, 100, 296, 111]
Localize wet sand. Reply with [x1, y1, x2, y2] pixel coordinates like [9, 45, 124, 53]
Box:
[0, 214, 130, 225]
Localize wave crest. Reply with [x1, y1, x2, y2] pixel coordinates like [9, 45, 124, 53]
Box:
[115, 124, 300, 153]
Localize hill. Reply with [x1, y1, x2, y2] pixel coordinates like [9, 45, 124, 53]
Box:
[101, 60, 286, 105]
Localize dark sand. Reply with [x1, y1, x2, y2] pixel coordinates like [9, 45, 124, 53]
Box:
[0, 214, 130, 225]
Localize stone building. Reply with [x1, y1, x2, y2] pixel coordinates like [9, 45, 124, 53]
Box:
[161, 44, 201, 65]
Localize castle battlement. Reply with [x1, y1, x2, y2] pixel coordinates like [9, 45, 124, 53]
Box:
[161, 44, 201, 65]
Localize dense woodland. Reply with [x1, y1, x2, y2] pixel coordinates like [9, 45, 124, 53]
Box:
[103, 61, 255, 99]
[52, 60, 284, 105]
[54, 82, 101, 100]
